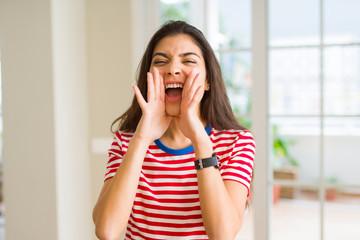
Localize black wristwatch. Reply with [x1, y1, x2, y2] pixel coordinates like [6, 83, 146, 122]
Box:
[194, 153, 219, 170]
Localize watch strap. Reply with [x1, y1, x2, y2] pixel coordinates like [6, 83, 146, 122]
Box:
[194, 153, 219, 170]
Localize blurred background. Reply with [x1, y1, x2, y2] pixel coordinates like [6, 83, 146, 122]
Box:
[0, 0, 359, 240]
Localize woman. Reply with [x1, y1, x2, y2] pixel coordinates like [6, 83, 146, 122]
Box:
[93, 21, 255, 240]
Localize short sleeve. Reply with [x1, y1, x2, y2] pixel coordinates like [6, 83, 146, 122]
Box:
[220, 131, 255, 196]
[104, 131, 125, 182]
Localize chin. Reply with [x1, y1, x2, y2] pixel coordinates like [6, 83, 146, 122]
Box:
[165, 108, 181, 116]
[165, 102, 181, 116]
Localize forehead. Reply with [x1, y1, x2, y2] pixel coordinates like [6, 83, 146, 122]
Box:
[153, 34, 203, 56]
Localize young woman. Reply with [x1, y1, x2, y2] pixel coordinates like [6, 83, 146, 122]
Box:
[93, 21, 255, 240]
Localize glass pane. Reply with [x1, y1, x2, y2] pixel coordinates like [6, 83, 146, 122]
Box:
[272, 186, 320, 239]
[160, 0, 191, 24]
[269, 48, 320, 115]
[324, 117, 360, 186]
[217, 0, 252, 49]
[270, 117, 321, 185]
[324, 46, 360, 115]
[219, 51, 252, 118]
[325, 187, 360, 239]
[269, 0, 320, 47]
[324, 0, 360, 44]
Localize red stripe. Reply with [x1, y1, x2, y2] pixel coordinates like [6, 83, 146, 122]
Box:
[131, 208, 202, 221]
[136, 192, 199, 204]
[133, 200, 201, 212]
[142, 173, 197, 179]
[130, 213, 203, 228]
[127, 219, 207, 237]
[222, 172, 251, 184]
[107, 162, 120, 169]
[137, 184, 199, 195]
[223, 165, 251, 176]
[139, 176, 197, 187]
[212, 130, 240, 137]
[143, 155, 195, 164]
[142, 165, 194, 171]
[108, 148, 122, 156]
[107, 155, 121, 164]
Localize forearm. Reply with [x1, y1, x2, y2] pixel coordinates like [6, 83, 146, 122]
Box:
[93, 137, 150, 239]
[193, 136, 242, 240]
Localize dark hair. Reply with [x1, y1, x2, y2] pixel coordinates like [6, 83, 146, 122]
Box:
[111, 21, 245, 132]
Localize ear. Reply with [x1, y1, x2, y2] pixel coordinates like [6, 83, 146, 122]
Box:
[205, 80, 210, 91]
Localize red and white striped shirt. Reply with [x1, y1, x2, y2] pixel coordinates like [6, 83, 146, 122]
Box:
[105, 125, 255, 239]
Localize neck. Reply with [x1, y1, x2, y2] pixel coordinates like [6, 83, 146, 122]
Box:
[160, 119, 207, 149]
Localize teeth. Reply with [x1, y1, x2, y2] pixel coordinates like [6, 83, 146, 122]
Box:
[165, 83, 183, 89]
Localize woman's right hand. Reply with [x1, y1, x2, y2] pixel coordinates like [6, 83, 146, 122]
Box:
[132, 67, 172, 144]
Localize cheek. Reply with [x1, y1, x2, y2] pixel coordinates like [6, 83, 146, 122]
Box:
[155, 67, 166, 76]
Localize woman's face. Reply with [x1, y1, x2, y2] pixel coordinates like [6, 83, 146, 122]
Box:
[150, 34, 208, 116]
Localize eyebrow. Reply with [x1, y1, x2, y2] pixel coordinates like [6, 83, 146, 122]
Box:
[152, 52, 201, 59]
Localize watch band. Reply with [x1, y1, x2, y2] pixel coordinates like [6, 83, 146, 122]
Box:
[194, 153, 219, 170]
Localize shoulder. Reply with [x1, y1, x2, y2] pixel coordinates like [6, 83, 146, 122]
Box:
[109, 130, 135, 154]
[211, 127, 255, 143]
[113, 130, 135, 143]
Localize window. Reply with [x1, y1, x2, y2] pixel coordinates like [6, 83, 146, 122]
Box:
[269, 0, 360, 239]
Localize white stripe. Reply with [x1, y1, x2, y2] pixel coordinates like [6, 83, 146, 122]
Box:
[132, 205, 202, 218]
[106, 158, 121, 168]
[141, 169, 196, 176]
[127, 218, 207, 240]
[137, 181, 198, 191]
[222, 175, 251, 187]
[142, 161, 194, 168]
[227, 163, 253, 173]
[223, 168, 252, 181]
[137, 189, 199, 200]
[134, 197, 200, 208]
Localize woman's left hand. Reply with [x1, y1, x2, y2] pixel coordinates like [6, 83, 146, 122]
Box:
[175, 69, 208, 142]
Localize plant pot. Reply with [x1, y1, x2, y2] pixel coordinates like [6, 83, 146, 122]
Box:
[326, 188, 338, 201]
[273, 185, 281, 204]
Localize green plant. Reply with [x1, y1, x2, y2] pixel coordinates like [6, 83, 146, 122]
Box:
[272, 125, 298, 168]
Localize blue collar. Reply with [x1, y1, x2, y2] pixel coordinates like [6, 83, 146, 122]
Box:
[154, 124, 212, 155]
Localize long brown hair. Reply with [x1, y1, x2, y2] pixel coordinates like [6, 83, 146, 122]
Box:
[111, 21, 245, 133]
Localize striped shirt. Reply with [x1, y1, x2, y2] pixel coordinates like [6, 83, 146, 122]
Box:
[105, 125, 255, 240]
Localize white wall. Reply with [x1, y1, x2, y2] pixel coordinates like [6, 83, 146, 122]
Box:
[86, 0, 133, 227]
[0, 0, 135, 239]
[0, 1, 59, 239]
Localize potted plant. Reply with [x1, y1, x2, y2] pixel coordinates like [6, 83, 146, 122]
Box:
[272, 125, 299, 199]
[326, 176, 339, 201]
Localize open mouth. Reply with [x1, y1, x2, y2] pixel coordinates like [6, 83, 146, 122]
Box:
[165, 83, 183, 102]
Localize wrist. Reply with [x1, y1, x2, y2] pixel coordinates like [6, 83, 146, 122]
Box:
[131, 133, 154, 146]
[192, 135, 213, 160]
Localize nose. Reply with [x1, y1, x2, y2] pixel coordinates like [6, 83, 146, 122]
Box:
[166, 62, 181, 76]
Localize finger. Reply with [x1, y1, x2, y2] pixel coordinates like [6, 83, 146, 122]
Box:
[188, 84, 205, 108]
[133, 84, 147, 109]
[147, 72, 155, 102]
[153, 67, 161, 100]
[187, 72, 201, 100]
[183, 69, 198, 99]
[159, 71, 165, 101]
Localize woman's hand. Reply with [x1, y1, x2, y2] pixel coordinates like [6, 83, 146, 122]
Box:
[176, 69, 208, 142]
[133, 67, 173, 144]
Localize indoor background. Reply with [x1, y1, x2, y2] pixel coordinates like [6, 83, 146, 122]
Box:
[0, 0, 359, 240]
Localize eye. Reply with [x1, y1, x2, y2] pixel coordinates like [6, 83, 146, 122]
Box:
[153, 59, 167, 65]
[183, 60, 197, 64]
